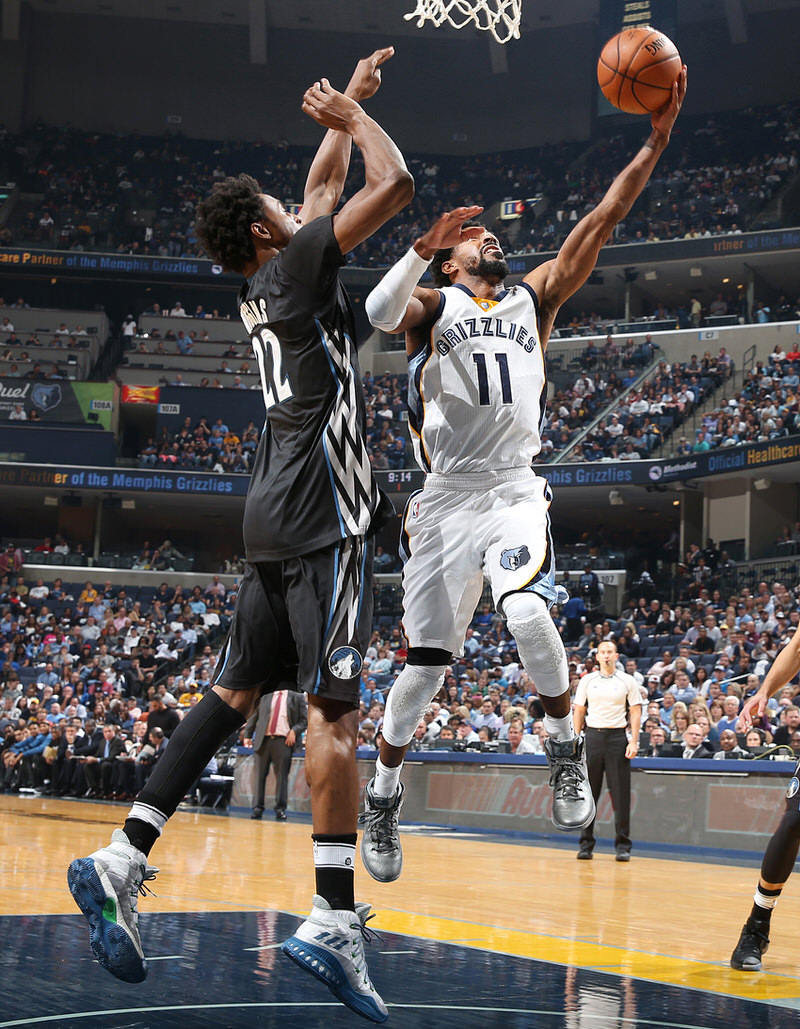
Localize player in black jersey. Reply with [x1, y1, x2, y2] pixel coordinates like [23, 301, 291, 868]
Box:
[68, 50, 412, 1024]
[730, 629, 800, 971]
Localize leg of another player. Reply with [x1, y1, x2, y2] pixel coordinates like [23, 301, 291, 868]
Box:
[360, 650, 448, 883]
[731, 807, 800, 970]
[503, 591, 595, 831]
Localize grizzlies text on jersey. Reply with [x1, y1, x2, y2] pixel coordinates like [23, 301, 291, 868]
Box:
[406, 282, 546, 474]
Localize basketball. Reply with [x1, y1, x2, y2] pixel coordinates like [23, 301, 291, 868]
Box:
[597, 26, 682, 115]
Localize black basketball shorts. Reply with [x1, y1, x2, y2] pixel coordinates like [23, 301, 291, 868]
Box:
[213, 534, 374, 706]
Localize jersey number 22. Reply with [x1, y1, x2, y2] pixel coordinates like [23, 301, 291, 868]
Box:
[252, 328, 293, 409]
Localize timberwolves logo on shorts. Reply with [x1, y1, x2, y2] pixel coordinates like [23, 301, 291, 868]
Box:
[500, 545, 531, 571]
[328, 646, 363, 681]
[787, 776, 800, 800]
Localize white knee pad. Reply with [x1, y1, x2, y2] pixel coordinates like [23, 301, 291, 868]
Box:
[503, 591, 568, 698]
[382, 664, 447, 747]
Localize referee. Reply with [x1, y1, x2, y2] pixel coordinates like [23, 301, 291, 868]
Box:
[572, 639, 642, 861]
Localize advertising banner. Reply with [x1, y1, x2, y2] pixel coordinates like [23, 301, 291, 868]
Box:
[0, 247, 237, 283]
[0, 378, 114, 429]
[122, 385, 160, 405]
[0, 462, 249, 496]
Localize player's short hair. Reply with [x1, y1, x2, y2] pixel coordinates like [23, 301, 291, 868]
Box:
[196, 174, 266, 274]
[430, 220, 484, 287]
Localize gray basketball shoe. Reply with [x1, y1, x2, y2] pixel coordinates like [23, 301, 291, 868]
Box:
[359, 778, 404, 883]
[281, 895, 388, 1023]
[67, 828, 158, 983]
[544, 735, 595, 831]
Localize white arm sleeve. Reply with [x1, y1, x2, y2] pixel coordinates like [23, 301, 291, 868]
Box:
[364, 246, 432, 332]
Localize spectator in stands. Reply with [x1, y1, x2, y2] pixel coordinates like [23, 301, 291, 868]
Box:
[681, 724, 715, 758]
[713, 728, 749, 759]
[175, 331, 193, 355]
[203, 576, 226, 599]
[156, 540, 185, 568]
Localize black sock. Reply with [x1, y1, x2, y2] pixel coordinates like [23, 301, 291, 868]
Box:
[130, 692, 245, 850]
[749, 885, 781, 927]
[123, 819, 160, 857]
[312, 833, 357, 912]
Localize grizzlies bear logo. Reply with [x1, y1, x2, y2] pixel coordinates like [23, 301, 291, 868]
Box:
[500, 545, 531, 571]
[328, 646, 363, 681]
[31, 383, 63, 412]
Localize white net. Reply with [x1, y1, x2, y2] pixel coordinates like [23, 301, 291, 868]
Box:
[404, 0, 522, 44]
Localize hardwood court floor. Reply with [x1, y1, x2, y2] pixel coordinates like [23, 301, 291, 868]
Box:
[2, 794, 799, 1028]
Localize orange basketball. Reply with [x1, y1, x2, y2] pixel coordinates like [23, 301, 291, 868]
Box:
[597, 26, 681, 115]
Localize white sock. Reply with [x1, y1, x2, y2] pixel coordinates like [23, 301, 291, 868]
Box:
[754, 886, 780, 910]
[127, 801, 167, 837]
[373, 756, 402, 798]
[543, 713, 575, 742]
[313, 840, 356, 872]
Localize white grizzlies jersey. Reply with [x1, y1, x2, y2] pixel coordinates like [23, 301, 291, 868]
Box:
[407, 282, 546, 474]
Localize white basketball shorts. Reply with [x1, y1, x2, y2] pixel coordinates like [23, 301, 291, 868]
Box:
[399, 468, 558, 656]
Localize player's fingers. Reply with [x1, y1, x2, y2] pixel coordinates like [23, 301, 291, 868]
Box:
[676, 66, 687, 103]
[373, 47, 394, 66]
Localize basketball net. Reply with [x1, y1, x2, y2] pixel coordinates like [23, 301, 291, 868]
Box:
[404, 0, 522, 44]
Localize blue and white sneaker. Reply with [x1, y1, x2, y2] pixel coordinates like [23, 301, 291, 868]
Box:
[67, 829, 158, 984]
[281, 895, 387, 1024]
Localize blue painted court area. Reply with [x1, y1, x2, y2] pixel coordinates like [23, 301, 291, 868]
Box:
[0, 911, 795, 1029]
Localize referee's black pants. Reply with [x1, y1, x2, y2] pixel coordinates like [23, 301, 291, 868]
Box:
[580, 727, 631, 854]
[253, 734, 292, 815]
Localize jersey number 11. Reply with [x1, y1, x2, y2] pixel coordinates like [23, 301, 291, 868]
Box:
[472, 352, 513, 405]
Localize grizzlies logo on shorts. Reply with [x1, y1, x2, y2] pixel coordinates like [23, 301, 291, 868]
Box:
[500, 545, 530, 571]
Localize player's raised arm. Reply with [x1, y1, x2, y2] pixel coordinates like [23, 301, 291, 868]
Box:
[739, 630, 800, 731]
[364, 206, 484, 345]
[301, 47, 395, 224]
[529, 67, 687, 343]
[302, 78, 413, 255]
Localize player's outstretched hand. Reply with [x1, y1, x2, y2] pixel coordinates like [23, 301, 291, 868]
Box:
[414, 206, 485, 260]
[651, 65, 687, 138]
[302, 79, 363, 133]
[738, 688, 769, 732]
[348, 47, 394, 101]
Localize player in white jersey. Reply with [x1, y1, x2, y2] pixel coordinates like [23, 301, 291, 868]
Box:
[359, 68, 686, 884]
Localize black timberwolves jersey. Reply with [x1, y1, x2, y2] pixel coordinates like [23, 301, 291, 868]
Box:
[238, 216, 388, 560]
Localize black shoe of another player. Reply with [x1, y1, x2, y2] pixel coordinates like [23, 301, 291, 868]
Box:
[730, 921, 770, 971]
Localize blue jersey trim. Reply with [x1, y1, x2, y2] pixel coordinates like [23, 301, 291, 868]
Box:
[355, 538, 367, 628]
[518, 281, 542, 337]
[317, 318, 348, 539]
